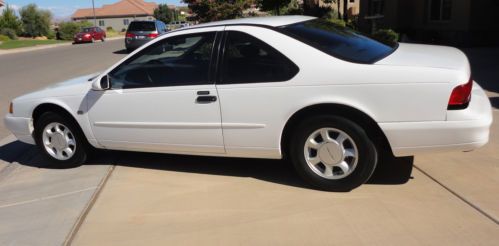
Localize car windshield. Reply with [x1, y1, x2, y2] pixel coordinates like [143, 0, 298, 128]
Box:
[280, 19, 397, 64]
[82, 28, 93, 33]
[128, 22, 156, 31]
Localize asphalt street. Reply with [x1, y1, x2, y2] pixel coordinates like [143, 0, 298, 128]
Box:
[0, 39, 128, 138]
[0, 41, 498, 245]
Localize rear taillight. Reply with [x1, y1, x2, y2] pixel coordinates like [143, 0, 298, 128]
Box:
[448, 78, 473, 110]
[147, 33, 159, 38]
[126, 33, 135, 38]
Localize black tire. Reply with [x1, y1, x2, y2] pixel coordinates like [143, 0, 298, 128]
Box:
[289, 115, 377, 192]
[34, 111, 88, 168]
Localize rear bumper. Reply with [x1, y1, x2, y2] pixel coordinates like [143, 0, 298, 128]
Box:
[74, 36, 93, 43]
[125, 38, 151, 49]
[381, 82, 493, 157]
[4, 114, 35, 144]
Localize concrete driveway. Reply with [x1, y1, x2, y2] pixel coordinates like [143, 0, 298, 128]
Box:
[0, 42, 498, 245]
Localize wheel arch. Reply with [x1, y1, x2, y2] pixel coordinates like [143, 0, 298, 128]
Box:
[280, 103, 393, 159]
[31, 102, 96, 147]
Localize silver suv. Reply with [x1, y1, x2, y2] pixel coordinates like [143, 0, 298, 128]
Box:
[125, 20, 168, 52]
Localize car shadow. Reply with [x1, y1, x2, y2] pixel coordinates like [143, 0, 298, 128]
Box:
[0, 141, 414, 191]
[113, 49, 129, 54]
[490, 97, 499, 109]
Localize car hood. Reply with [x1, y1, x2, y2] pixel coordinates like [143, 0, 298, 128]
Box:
[14, 72, 100, 102]
[376, 43, 470, 72]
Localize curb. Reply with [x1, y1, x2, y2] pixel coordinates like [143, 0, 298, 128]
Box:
[0, 36, 124, 56]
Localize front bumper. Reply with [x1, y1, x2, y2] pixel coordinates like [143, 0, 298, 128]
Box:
[4, 115, 35, 144]
[381, 82, 493, 157]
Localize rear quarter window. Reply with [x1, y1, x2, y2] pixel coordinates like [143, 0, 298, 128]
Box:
[281, 19, 397, 64]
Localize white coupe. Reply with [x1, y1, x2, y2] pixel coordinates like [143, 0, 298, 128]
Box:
[4, 16, 493, 191]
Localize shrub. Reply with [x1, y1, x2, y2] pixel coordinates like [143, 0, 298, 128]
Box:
[0, 34, 10, 42]
[46, 30, 56, 40]
[58, 22, 81, 40]
[372, 29, 399, 46]
[106, 26, 114, 31]
[0, 28, 17, 40]
[58, 21, 93, 40]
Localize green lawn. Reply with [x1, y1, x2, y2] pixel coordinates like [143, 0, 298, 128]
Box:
[0, 39, 69, 50]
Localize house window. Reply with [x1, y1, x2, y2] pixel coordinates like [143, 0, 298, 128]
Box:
[123, 19, 129, 25]
[98, 20, 105, 26]
[367, 0, 384, 16]
[429, 0, 452, 21]
[350, 0, 355, 3]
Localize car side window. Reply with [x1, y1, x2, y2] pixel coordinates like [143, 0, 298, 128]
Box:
[220, 31, 299, 84]
[109, 32, 216, 89]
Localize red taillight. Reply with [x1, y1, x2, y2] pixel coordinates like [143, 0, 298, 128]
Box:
[147, 33, 159, 38]
[448, 78, 473, 109]
[126, 33, 135, 38]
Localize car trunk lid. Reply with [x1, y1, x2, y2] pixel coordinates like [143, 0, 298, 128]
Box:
[375, 43, 470, 72]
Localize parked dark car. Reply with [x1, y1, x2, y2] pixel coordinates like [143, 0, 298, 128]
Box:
[125, 20, 168, 52]
[74, 27, 106, 44]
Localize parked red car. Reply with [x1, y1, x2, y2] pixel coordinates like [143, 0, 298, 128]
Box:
[73, 27, 106, 44]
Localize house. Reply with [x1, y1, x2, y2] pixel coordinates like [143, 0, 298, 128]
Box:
[0, 0, 4, 7]
[72, 0, 168, 32]
[358, 0, 499, 46]
[302, 0, 360, 16]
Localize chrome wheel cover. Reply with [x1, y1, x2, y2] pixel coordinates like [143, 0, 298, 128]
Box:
[42, 122, 76, 160]
[304, 128, 358, 180]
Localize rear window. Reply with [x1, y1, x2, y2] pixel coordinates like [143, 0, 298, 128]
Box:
[281, 19, 397, 64]
[82, 27, 93, 32]
[128, 22, 156, 32]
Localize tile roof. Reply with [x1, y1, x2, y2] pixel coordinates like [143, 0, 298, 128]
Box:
[72, 0, 159, 19]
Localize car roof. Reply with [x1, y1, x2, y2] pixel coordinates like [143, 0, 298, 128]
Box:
[191, 15, 316, 29]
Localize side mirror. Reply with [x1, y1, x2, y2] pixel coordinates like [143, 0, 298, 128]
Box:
[92, 75, 111, 90]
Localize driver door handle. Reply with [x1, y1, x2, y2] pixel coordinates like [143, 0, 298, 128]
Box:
[196, 91, 217, 104]
[196, 96, 217, 103]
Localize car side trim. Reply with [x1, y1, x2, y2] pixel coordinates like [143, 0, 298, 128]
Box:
[94, 122, 265, 129]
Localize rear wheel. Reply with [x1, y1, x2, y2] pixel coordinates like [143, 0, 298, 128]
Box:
[101, 36, 105, 42]
[34, 112, 88, 168]
[289, 115, 377, 191]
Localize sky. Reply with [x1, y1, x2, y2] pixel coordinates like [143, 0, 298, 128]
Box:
[0, 0, 185, 19]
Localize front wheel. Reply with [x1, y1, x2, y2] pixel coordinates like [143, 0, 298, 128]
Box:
[34, 112, 88, 168]
[289, 115, 377, 191]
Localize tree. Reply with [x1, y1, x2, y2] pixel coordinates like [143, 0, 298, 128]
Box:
[154, 4, 172, 24]
[182, 0, 252, 23]
[0, 5, 22, 35]
[19, 4, 52, 37]
[343, 0, 348, 21]
[258, 0, 291, 15]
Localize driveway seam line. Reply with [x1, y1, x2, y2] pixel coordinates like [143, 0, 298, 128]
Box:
[414, 164, 499, 225]
[63, 164, 116, 246]
[0, 186, 98, 209]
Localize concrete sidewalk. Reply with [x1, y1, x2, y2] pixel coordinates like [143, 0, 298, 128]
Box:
[0, 135, 114, 246]
[70, 153, 499, 246]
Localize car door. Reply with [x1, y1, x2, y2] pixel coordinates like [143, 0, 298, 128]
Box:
[87, 28, 225, 154]
[215, 27, 300, 157]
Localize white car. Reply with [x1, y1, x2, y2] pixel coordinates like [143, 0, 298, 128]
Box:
[4, 16, 493, 191]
